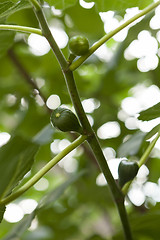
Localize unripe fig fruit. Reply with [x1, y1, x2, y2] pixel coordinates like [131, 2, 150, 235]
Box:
[118, 160, 139, 188]
[50, 107, 83, 134]
[69, 35, 89, 56]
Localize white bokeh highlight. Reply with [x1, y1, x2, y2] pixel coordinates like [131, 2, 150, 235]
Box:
[0, 132, 11, 147]
[28, 34, 50, 56]
[97, 121, 121, 139]
[19, 199, 38, 214]
[4, 204, 24, 223]
[46, 94, 61, 110]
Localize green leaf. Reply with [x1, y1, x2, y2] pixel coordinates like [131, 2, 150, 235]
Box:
[0, 136, 39, 199]
[0, 31, 15, 58]
[131, 205, 160, 240]
[138, 102, 160, 121]
[0, 0, 30, 21]
[37, 170, 86, 210]
[2, 171, 86, 238]
[3, 212, 35, 240]
[144, 124, 160, 140]
[84, 0, 152, 12]
[44, 0, 77, 9]
[0, 205, 6, 224]
[33, 124, 54, 145]
[118, 131, 146, 157]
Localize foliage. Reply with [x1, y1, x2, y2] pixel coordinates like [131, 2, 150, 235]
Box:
[0, 0, 160, 239]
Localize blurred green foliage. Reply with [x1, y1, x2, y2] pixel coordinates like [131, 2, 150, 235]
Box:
[1, 0, 160, 239]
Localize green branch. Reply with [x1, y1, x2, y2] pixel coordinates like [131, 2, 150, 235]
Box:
[138, 130, 160, 167]
[29, 2, 133, 239]
[0, 135, 87, 206]
[0, 25, 42, 35]
[63, 70, 133, 240]
[29, 1, 68, 70]
[122, 130, 160, 195]
[69, 0, 160, 71]
[29, 0, 41, 10]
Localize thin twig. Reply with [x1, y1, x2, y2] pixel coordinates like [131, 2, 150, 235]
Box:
[0, 135, 87, 205]
[0, 24, 42, 35]
[69, 0, 160, 71]
[8, 48, 51, 113]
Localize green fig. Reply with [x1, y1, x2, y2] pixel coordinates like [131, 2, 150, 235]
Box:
[50, 107, 83, 134]
[118, 159, 139, 188]
[69, 35, 89, 56]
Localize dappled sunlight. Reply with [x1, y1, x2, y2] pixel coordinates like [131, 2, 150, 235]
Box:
[96, 158, 125, 186]
[1, 1, 160, 239]
[150, 5, 160, 29]
[79, 0, 95, 9]
[0, 132, 10, 147]
[121, 97, 141, 115]
[50, 138, 79, 173]
[100, 8, 143, 42]
[108, 158, 123, 179]
[125, 31, 158, 58]
[103, 147, 116, 160]
[29, 218, 39, 231]
[143, 181, 160, 202]
[50, 26, 68, 49]
[97, 121, 121, 139]
[82, 98, 100, 113]
[28, 34, 50, 56]
[34, 177, 49, 191]
[5, 94, 17, 107]
[119, 84, 160, 132]
[62, 157, 78, 173]
[137, 54, 159, 72]
[96, 173, 107, 186]
[19, 199, 38, 214]
[128, 185, 146, 206]
[124, 117, 138, 130]
[4, 203, 24, 223]
[138, 118, 160, 132]
[94, 44, 114, 62]
[50, 139, 61, 154]
[51, 6, 62, 16]
[136, 165, 149, 184]
[28, 22, 68, 56]
[35, 78, 45, 89]
[87, 114, 94, 126]
[124, 30, 159, 72]
[46, 94, 61, 110]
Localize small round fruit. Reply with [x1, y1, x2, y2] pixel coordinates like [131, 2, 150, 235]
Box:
[69, 35, 89, 56]
[118, 159, 139, 188]
[50, 107, 83, 134]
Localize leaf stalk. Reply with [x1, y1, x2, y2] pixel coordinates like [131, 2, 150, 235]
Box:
[0, 135, 87, 205]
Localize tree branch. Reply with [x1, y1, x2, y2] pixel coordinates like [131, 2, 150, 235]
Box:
[8, 48, 51, 112]
[28, 2, 134, 238]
